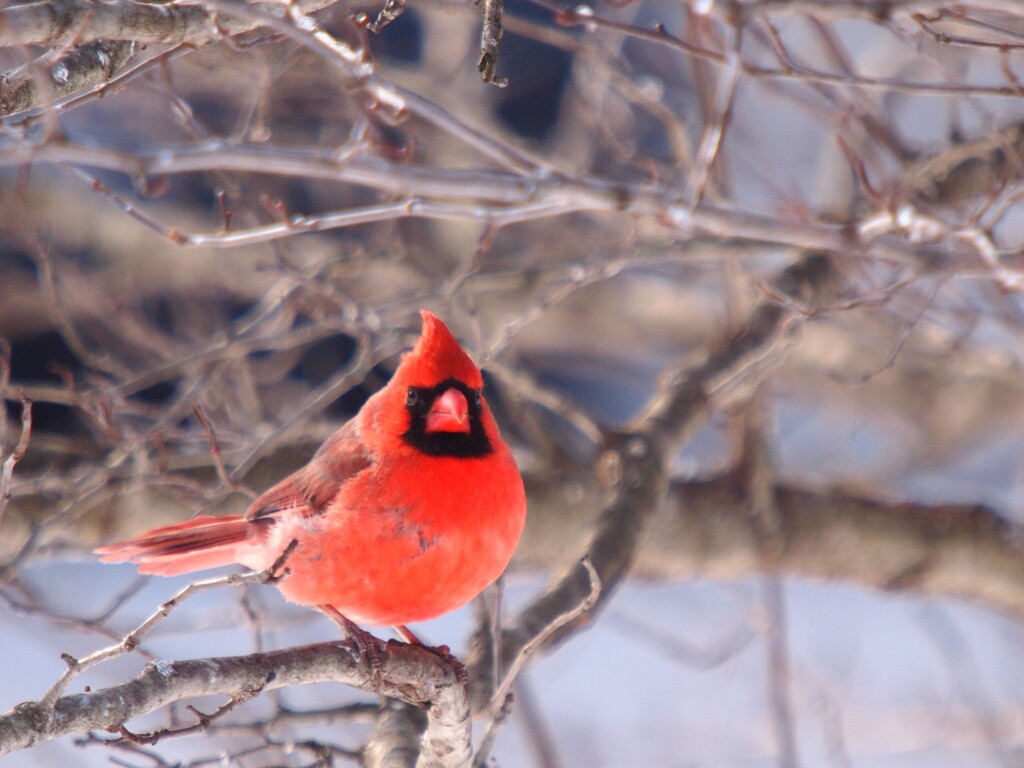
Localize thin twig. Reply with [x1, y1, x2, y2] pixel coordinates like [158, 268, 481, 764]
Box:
[193, 404, 240, 491]
[40, 541, 296, 709]
[473, 557, 599, 767]
[495, 556, 600, 708]
[0, 391, 32, 527]
[116, 688, 265, 746]
[366, 0, 408, 33]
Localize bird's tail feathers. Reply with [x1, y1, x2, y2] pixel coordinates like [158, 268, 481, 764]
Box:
[95, 515, 249, 576]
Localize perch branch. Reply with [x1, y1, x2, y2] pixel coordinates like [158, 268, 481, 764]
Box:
[0, 639, 467, 767]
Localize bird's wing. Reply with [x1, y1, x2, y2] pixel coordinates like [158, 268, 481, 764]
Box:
[245, 420, 371, 523]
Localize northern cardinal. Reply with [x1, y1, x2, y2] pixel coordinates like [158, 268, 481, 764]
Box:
[97, 311, 527, 641]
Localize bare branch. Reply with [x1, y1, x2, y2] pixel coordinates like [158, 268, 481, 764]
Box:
[364, 699, 426, 768]
[478, 0, 508, 88]
[517, 468, 1024, 619]
[0, 0, 337, 47]
[472, 558, 598, 766]
[42, 544, 297, 708]
[0, 640, 466, 761]
[366, 0, 409, 34]
[193, 404, 244, 493]
[466, 272, 809, 711]
[0, 40, 136, 118]
[0, 391, 31, 528]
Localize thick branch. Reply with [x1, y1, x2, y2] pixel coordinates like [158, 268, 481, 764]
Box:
[365, 700, 427, 768]
[658, 477, 1024, 616]
[0, 40, 135, 117]
[517, 469, 1024, 619]
[0, 0, 344, 118]
[468, 287, 798, 705]
[0, 640, 468, 767]
[500, 432, 664, 653]
[0, 0, 337, 47]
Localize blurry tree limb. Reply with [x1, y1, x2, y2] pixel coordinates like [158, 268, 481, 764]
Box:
[6, 253, 1023, 628]
[737, 400, 801, 767]
[364, 699, 427, 768]
[517, 469, 1024, 620]
[0, 139, 923, 266]
[9, 137, 1017, 291]
[0, 391, 32, 528]
[468, 273, 800, 705]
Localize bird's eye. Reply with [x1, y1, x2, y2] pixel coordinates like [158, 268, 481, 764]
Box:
[474, 390, 482, 408]
[406, 388, 419, 408]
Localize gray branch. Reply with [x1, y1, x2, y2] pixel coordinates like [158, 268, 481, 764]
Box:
[516, 469, 1024, 617]
[0, 640, 470, 768]
[0, 0, 338, 47]
[365, 700, 429, 768]
[478, 0, 507, 87]
[0, 40, 135, 117]
[0, 0, 340, 118]
[468, 266, 799, 706]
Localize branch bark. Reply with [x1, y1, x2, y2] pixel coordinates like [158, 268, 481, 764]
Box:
[0, 0, 341, 118]
[0, 0, 338, 47]
[517, 469, 1024, 619]
[0, 40, 136, 118]
[0, 640, 470, 768]
[468, 277, 799, 706]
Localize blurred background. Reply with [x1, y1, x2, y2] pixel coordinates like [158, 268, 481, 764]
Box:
[4, 0, 1024, 765]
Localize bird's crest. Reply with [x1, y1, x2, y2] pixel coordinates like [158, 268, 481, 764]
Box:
[396, 311, 483, 389]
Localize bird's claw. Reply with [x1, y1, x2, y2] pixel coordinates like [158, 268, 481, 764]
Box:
[342, 616, 385, 683]
[428, 643, 468, 685]
[319, 605, 385, 684]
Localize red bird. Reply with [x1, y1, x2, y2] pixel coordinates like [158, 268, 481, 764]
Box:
[97, 311, 527, 640]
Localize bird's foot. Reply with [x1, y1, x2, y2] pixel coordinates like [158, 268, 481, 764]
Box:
[429, 643, 468, 685]
[394, 625, 467, 685]
[319, 605, 385, 683]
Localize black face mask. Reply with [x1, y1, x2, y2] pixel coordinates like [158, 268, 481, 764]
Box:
[402, 378, 493, 458]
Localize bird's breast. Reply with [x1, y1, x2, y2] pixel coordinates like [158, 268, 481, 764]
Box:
[269, 450, 526, 625]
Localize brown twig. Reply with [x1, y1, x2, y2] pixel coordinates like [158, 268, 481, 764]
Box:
[472, 558, 598, 767]
[0, 391, 32, 527]
[478, 0, 508, 87]
[118, 688, 264, 746]
[366, 0, 408, 33]
[40, 542, 297, 710]
[193, 404, 240, 491]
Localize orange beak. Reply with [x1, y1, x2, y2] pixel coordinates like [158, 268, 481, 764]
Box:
[425, 387, 470, 434]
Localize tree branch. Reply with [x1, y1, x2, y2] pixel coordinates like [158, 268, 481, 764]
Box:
[0, 40, 136, 118]
[0, 0, 337, 47]
[0, 391, 31, 528]
[364, 700, 427, 768]
[0, 640, 469, 767]
[467, 263, 804, 705]
[518, 469, 1024, 619]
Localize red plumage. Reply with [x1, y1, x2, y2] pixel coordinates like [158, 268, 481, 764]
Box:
[96, 311, 527, 628]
